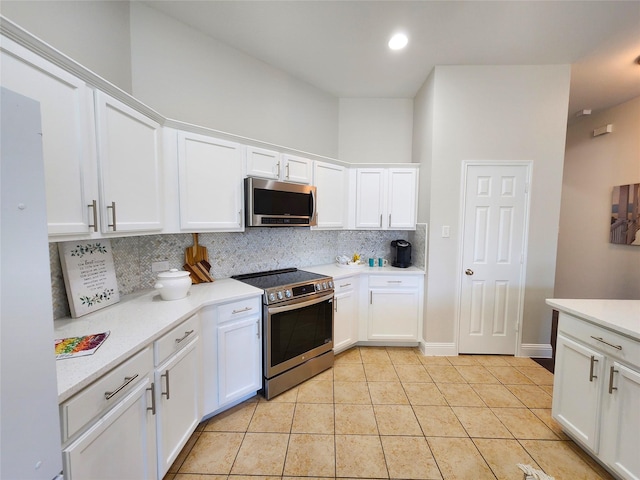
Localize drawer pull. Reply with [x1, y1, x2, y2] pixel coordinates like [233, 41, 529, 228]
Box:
[339, 283, 352, 288]
[161, 370, 170, 400]
[105, 374, 139, 400]
[387, 280, 402, 284]
[589, 356, 598, 382]
[608, 366, 619, 394]
[175, 329, 194, 344]
[590, 336, 622, 350]
[232, 306, 253, 314]
[147, 382, 156, 415]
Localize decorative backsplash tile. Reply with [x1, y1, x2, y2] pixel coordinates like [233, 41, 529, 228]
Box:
[50, 227, 426, 320]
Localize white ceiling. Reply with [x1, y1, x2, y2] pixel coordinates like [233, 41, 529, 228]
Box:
[145, 1, 640, 120]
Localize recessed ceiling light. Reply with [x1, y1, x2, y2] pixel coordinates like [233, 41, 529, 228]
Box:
[388, 33, 408, 50]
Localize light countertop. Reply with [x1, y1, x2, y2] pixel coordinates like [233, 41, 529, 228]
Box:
[546, 299, 640, 341]
[305, 263, 425, 279]
[54, 278, 262, 403]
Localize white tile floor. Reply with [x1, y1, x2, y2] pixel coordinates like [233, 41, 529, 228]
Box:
[164, 346, 614, 480]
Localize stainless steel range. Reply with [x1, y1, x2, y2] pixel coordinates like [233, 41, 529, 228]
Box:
[232, 268, 334, 399]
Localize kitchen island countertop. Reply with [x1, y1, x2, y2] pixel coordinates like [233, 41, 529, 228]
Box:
[546, 298, 640, 341]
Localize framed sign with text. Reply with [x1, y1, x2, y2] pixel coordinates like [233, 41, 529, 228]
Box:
[59, 240, 120, 317]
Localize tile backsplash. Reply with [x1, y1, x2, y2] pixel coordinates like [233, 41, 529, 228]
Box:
[50, 224, 427, 319]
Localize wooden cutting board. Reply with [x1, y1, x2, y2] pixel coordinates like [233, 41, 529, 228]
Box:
[185, 233, 209, 265]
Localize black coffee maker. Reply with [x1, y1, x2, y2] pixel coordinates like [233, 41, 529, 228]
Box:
[390, 240, 412, 268]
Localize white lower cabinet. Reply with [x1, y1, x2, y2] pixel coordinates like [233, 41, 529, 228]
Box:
[333, 276, 359, 352]
[60, 347, 156, 480]
[154, 315, 201, 479]
[553, 312, 640, 480]
[217, 298, 262, 407]
[367, 275, 422, 342]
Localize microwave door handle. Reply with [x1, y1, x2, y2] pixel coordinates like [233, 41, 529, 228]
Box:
[268, 292, 334, 314]
[311, 188, 317, 224]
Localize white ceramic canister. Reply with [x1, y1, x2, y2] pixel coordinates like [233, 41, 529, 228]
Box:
[154, 269, 191, 300]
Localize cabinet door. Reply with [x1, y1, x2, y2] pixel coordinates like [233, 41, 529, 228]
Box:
[63, 377, 156, 480]
[313, 162, 347, 229]
[368, 288, 419, 341]
[355, 169, 385, 229]
[155, 338, 201, 478]
[246, 146, 280, 180]
[282, 154, 312, 184]
[600, 362, 640, 480]
[388, 169, 417, 229]
[552, 334, 603, 453]
[0, 37, 98, 237]
[178, 132, 244, 231]
[95, 92, 163, 233]
[217, 316, 262, 406]
[334, 279, 359, 352]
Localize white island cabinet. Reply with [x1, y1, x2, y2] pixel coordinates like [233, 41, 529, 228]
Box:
[547, 299, 640, 480]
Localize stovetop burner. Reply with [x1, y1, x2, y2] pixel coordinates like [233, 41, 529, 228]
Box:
[232, 268, 334, 304]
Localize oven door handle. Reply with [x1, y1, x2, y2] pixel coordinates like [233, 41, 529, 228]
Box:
[268, 292, 334, 314]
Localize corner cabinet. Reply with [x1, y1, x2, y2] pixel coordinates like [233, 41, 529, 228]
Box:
[313, 161, 347, 229]
[355, 168, 418, 230]
[95, 92, 164, 234]
[367, 274, 422, 342]
[553, 312, 640, 480]
[177, 131, 244, 231]
[0, 36, 99, 237]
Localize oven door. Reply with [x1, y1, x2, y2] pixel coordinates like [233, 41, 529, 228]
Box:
[264, 292, 334, 379]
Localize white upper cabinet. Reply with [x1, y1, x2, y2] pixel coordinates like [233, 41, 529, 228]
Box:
[0, 36, 99, 237]
[355, 167, 418, 230]
[245, 147, 312, 184]
[313, 161, 347, 229]
[177, 131, 244, 231]
[95, 91, 164, 234]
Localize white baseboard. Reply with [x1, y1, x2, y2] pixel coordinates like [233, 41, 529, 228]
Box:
[419, 342, 457, 356]
[519, 343, 553, 358]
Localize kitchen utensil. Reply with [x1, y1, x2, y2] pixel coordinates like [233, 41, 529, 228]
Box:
[185, 233, 208, 265]
[154, 269, 192, 300]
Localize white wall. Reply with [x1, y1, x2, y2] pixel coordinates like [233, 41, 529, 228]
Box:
[415, 65, 571, 349]
[1, 0, 132, 93]
[129, 2, 339, 158]
[555, 96, 640, 299]
[338, 98, 413, 163]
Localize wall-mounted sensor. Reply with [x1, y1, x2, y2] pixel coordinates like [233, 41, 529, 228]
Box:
[593, 124, 613, 137]
[575, 109, 592, 117]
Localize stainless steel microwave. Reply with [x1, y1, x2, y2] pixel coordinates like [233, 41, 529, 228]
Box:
[245, 177, 317, 227]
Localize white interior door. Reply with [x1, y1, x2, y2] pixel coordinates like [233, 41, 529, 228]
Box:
[458, 163, 530, 354]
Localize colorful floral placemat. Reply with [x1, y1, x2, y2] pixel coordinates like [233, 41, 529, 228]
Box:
[55, 331, 110, 359]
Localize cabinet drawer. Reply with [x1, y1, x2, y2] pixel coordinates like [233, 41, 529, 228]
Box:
[369, 275, 421, 288]
[559, 313, 640, 368]
[155, 314, 200, 366]
[217, 296, 261, 324]
[335, 277, 357, 293]
[61, 346, 153, 441]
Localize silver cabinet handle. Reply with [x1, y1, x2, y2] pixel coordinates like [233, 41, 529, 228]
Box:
[256, 319, 260, 339]
[608, 366, 618, 394]
[379, 214, 382, 228]
[389, 214, 391, 227]
[106, 201, 117, 231]
[465, 269, 474, 276]
[387, 280, 402, 284]
[276, 162, 280, 177]
[589, 355, 598, 382]
[370, 291, 373, 304]
[175, 329, 194, 344]
[339, 283, 351, 288]
[232, 306, 253, 314]
[590, 336, 622, 350]
[88, 200, 98, 232]
[286, 163, 290, 179]
[147, 382, 156, 415]
[105, 374, 139, 400]
[161, 370, 170, 400]
[334, 297, 338, 313]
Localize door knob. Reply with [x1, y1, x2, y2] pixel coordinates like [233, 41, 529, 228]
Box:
[465, 269, 474, 276]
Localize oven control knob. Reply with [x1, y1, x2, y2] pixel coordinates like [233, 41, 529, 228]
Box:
[285, 289, 292, 298]
[315, 283, 322, 291]
[268, 292, 276, 302]
[277, 291, 284, 300]
[328, 281, 334, 289]
[322, 282, 328, 289]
